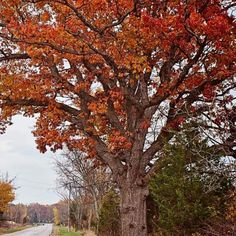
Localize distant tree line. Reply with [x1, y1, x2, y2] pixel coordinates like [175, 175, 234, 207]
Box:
[2, 202, 68, 226]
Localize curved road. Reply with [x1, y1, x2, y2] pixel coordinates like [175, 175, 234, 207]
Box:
[2, 224, 53, 236]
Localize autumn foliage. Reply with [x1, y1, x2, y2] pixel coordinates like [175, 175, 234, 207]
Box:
[0, 0, 235, 235]
[0, 181, 15, 213]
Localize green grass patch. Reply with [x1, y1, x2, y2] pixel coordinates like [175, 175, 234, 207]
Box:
[58, 227, 82, 236]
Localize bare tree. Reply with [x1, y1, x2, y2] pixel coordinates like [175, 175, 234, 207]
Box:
[55, 150, 112, 231]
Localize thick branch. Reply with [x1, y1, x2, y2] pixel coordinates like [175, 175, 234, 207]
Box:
[0, 53, 30, 62]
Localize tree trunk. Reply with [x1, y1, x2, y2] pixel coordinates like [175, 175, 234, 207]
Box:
[120, 184, 148, 236]
[88, 208, 93, 230]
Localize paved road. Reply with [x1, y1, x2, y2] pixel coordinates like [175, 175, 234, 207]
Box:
[2, 224, 53, 236]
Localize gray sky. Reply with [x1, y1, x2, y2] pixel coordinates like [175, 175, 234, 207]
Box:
[0, 115, 60, 205]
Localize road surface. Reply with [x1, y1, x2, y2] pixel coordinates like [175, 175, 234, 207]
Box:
[2, 224, 53, 236]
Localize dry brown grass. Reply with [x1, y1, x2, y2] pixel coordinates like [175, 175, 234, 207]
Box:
[79, 230, 96, 236]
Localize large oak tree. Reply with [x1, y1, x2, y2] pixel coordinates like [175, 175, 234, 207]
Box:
[0, 0, 235, 235]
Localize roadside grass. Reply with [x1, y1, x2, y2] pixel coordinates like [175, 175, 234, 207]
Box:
[0, 225, 32, 235]
[57, 226, 82, 236]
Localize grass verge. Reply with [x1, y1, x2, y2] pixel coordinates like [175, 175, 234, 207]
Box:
[0, 225, 32, 235]
[57, 226, 82, 236]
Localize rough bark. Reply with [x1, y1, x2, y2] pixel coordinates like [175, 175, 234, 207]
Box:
[120, 183, 149, 236]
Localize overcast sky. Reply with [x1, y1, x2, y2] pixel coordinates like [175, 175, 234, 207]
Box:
[0, 115, 60, 205]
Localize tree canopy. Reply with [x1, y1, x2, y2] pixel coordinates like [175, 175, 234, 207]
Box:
[0, 1, 235, 235]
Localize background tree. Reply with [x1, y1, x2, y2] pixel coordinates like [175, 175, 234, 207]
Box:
[53, 207, 60, 226]
[56, 150, 111, 231]
[98, 189, 121, 236]
[148, 132, 235, 235]
[32, 212, 38, 224]
[7, 204, 27, 224]
[6, 203, 54, 224]
[54, 201, 69, 226]
[0, 1, 235, 235]
[0, 178, 15, 218]
[27, 203, 54, 223]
